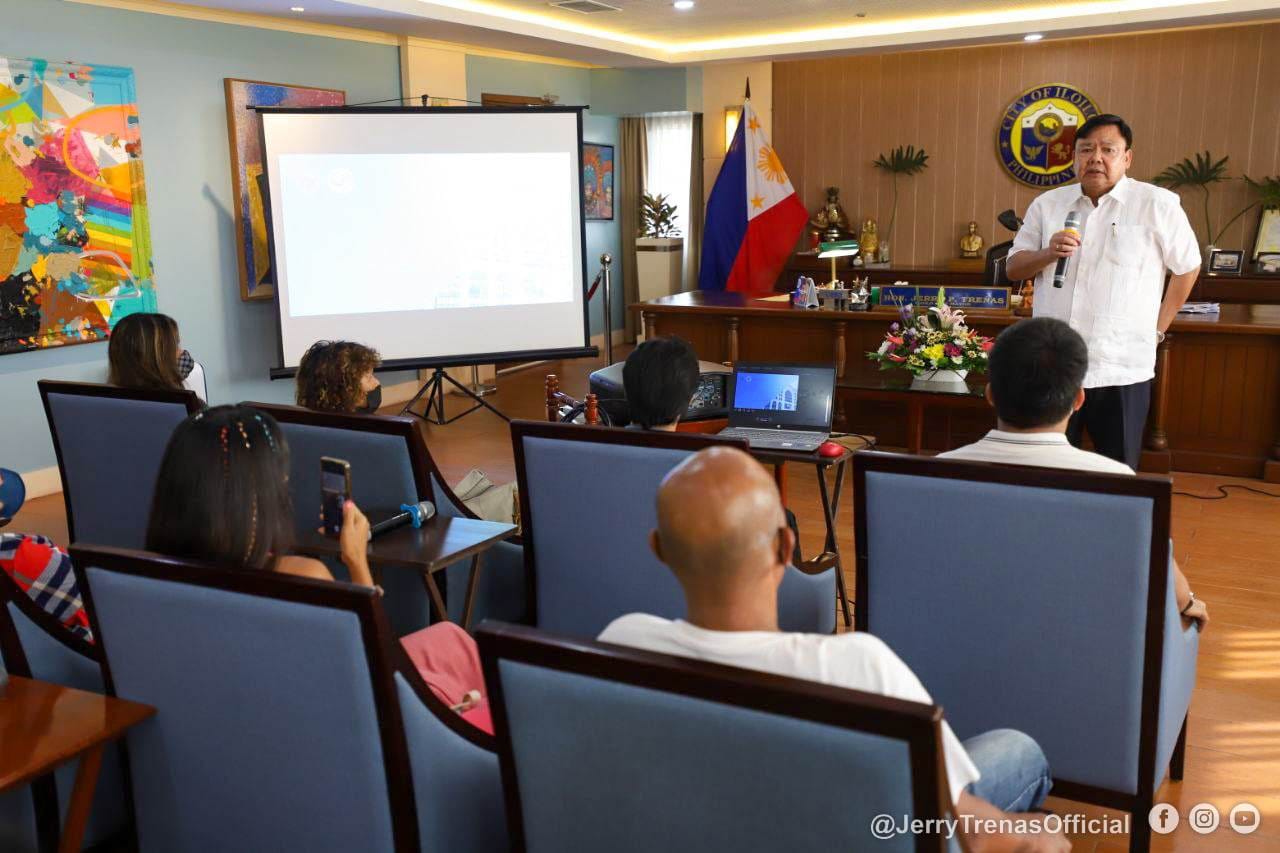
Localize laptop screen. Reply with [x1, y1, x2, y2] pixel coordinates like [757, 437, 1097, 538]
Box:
[727, 363, 836, 431]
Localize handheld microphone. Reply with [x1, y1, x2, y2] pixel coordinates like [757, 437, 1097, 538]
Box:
[1052, 211, 1081, 288]
[369, 501, 435, 539]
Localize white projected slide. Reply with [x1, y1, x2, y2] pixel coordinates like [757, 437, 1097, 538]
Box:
[261, 109, 589, 370]
[279, 152, 574, 317]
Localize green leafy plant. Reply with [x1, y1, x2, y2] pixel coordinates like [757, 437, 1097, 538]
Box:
[1156, 154, 1280, 247]
[1154, 151, 1230, 244]
[1245, 175, 1280, 210]
[640, 192, 680, 238]
[872, 145, 929, 246]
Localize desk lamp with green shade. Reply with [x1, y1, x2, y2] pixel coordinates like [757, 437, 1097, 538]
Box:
[818, 240, 860, 286]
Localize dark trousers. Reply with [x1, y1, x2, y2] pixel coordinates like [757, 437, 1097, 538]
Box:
[1066, 380, 1151, 470]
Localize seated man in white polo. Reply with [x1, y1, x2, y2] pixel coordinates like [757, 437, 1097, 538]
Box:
[939, 316, 1207, 628]
[601, 446, 1069, 853]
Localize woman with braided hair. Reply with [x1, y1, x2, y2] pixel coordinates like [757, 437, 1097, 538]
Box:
[145, 406, 492, 732]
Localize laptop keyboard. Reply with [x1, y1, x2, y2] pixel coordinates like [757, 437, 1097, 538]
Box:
[719, 427, 828, 449]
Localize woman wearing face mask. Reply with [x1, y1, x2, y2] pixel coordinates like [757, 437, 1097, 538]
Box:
[294, 340, 383, 414]
[293, 340, 518, 524]
[108, 312, 208, 403]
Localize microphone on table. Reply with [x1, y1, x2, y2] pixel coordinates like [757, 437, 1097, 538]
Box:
[369, 501, 436, 539]
[1053, 211, 1082, 288]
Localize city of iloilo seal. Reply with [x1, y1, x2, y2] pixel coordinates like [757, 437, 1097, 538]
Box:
[997, 84, 1100, 188]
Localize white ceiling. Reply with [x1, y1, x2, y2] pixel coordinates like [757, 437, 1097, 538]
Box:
[148, 0, 1280, 66]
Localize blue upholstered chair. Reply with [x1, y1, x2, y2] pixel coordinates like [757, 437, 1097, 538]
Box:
[477, 622, 952, 853]
[853, 451, 1198, 853]
[0, 572, 129, 852]
[38, 380, 202, 549]
[69, 544, 506, 853]
[510, 421, 837, 637]
[246, 403, 526, 635]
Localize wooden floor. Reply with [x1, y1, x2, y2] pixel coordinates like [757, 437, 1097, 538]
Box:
[18, 349, 1280, 851]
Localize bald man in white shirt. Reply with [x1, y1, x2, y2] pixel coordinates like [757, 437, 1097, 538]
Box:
[601, 447, 1069, 853]
[1006, 114, 1201, 469]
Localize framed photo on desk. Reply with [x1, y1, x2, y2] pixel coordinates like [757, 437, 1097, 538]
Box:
[1207, 249, 1243, 276]
[1250, 207, 1280, 274]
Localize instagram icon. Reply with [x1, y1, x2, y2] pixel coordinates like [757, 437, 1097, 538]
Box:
[1189, 803, 1220, 834]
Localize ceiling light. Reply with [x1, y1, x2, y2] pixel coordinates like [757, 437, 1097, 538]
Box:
[290, 5, 304, 10]
[674, 0, 695, 9]
[1024, 33, 1043, 41]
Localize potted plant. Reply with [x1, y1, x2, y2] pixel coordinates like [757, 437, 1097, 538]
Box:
[871, 145, 929, 265]
[1152, 153, 1280, 256]
[636, 192, 685, 308]
[866, 289, 994, 387]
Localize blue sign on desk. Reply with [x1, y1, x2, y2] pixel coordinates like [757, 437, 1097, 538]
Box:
[880, 286, 1010, 310]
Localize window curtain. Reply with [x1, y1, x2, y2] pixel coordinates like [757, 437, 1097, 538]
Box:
[644, 114, 695, 292]
[619, 117, 648, 341]
[687, 114, 704, 292]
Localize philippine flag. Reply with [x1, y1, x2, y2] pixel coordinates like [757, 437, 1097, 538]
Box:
[699, 101, 808, 292]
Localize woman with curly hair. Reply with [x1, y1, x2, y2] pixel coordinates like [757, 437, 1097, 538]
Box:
[293, 339, 518, 523]
[294, 340, 382, 414]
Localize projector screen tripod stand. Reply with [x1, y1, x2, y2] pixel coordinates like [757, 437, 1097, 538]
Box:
[400, 366, 511, 426]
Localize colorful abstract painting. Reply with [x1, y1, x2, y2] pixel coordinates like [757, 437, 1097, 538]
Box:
[0, 58, 157, 355]
[224, 79, 344, 301]
[583, 142, 614, 221]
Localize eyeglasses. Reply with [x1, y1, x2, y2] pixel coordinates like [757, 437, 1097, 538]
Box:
[1075, 143, 1126, 160]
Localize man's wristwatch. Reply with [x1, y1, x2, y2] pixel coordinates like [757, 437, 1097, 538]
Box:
[1156, 330, 1166, 343]
[1180, 591, 1196, 616]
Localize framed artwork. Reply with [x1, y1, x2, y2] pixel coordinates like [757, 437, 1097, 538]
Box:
[224, 79, 345, 301]
[583, 142, 614, 221]
[1206, 249, 1243, 276]
[1250, 207, 1280, 274]
[0, 57, 157, 355]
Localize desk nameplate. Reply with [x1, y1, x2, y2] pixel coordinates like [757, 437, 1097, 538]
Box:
[880, 286, 1010, 311]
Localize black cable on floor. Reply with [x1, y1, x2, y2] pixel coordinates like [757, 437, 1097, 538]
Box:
[1173, 484, 1280, 500]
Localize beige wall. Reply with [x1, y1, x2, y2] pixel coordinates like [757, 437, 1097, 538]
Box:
[399, 37, 469, 105]
[773, 22, 1280, 267]
[701, 61, 773, 204]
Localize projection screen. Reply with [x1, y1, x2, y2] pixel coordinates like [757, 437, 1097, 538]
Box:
[259, 107, 593, 374]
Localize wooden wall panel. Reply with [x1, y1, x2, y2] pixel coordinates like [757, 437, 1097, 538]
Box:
[773, 23, 1280, 267]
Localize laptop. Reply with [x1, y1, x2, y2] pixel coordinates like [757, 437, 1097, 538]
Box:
[717, 363, 836, 452]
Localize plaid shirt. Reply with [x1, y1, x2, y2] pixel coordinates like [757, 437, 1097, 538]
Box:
[0, 533, 92, 642]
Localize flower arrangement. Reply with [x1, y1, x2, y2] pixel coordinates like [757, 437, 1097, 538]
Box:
[866, 288, 994, 377]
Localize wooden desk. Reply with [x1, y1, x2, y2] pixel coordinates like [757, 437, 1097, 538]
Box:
[839, 363, 989, 455]
[783, 251, 1280, 304]
[635, 292, 1280, 481]
[297, 513, 517, 628]
[1189, 271, 1280, 304]
[0, 676, 154, 853]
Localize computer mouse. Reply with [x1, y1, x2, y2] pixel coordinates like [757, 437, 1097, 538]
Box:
[818, 441, 844, 457]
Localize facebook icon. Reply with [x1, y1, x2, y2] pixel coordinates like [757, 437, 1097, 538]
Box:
[1149, 804, 1180, 834]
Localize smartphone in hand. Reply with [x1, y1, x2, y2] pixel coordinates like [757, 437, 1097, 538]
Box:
[321, 457, 351, 538]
